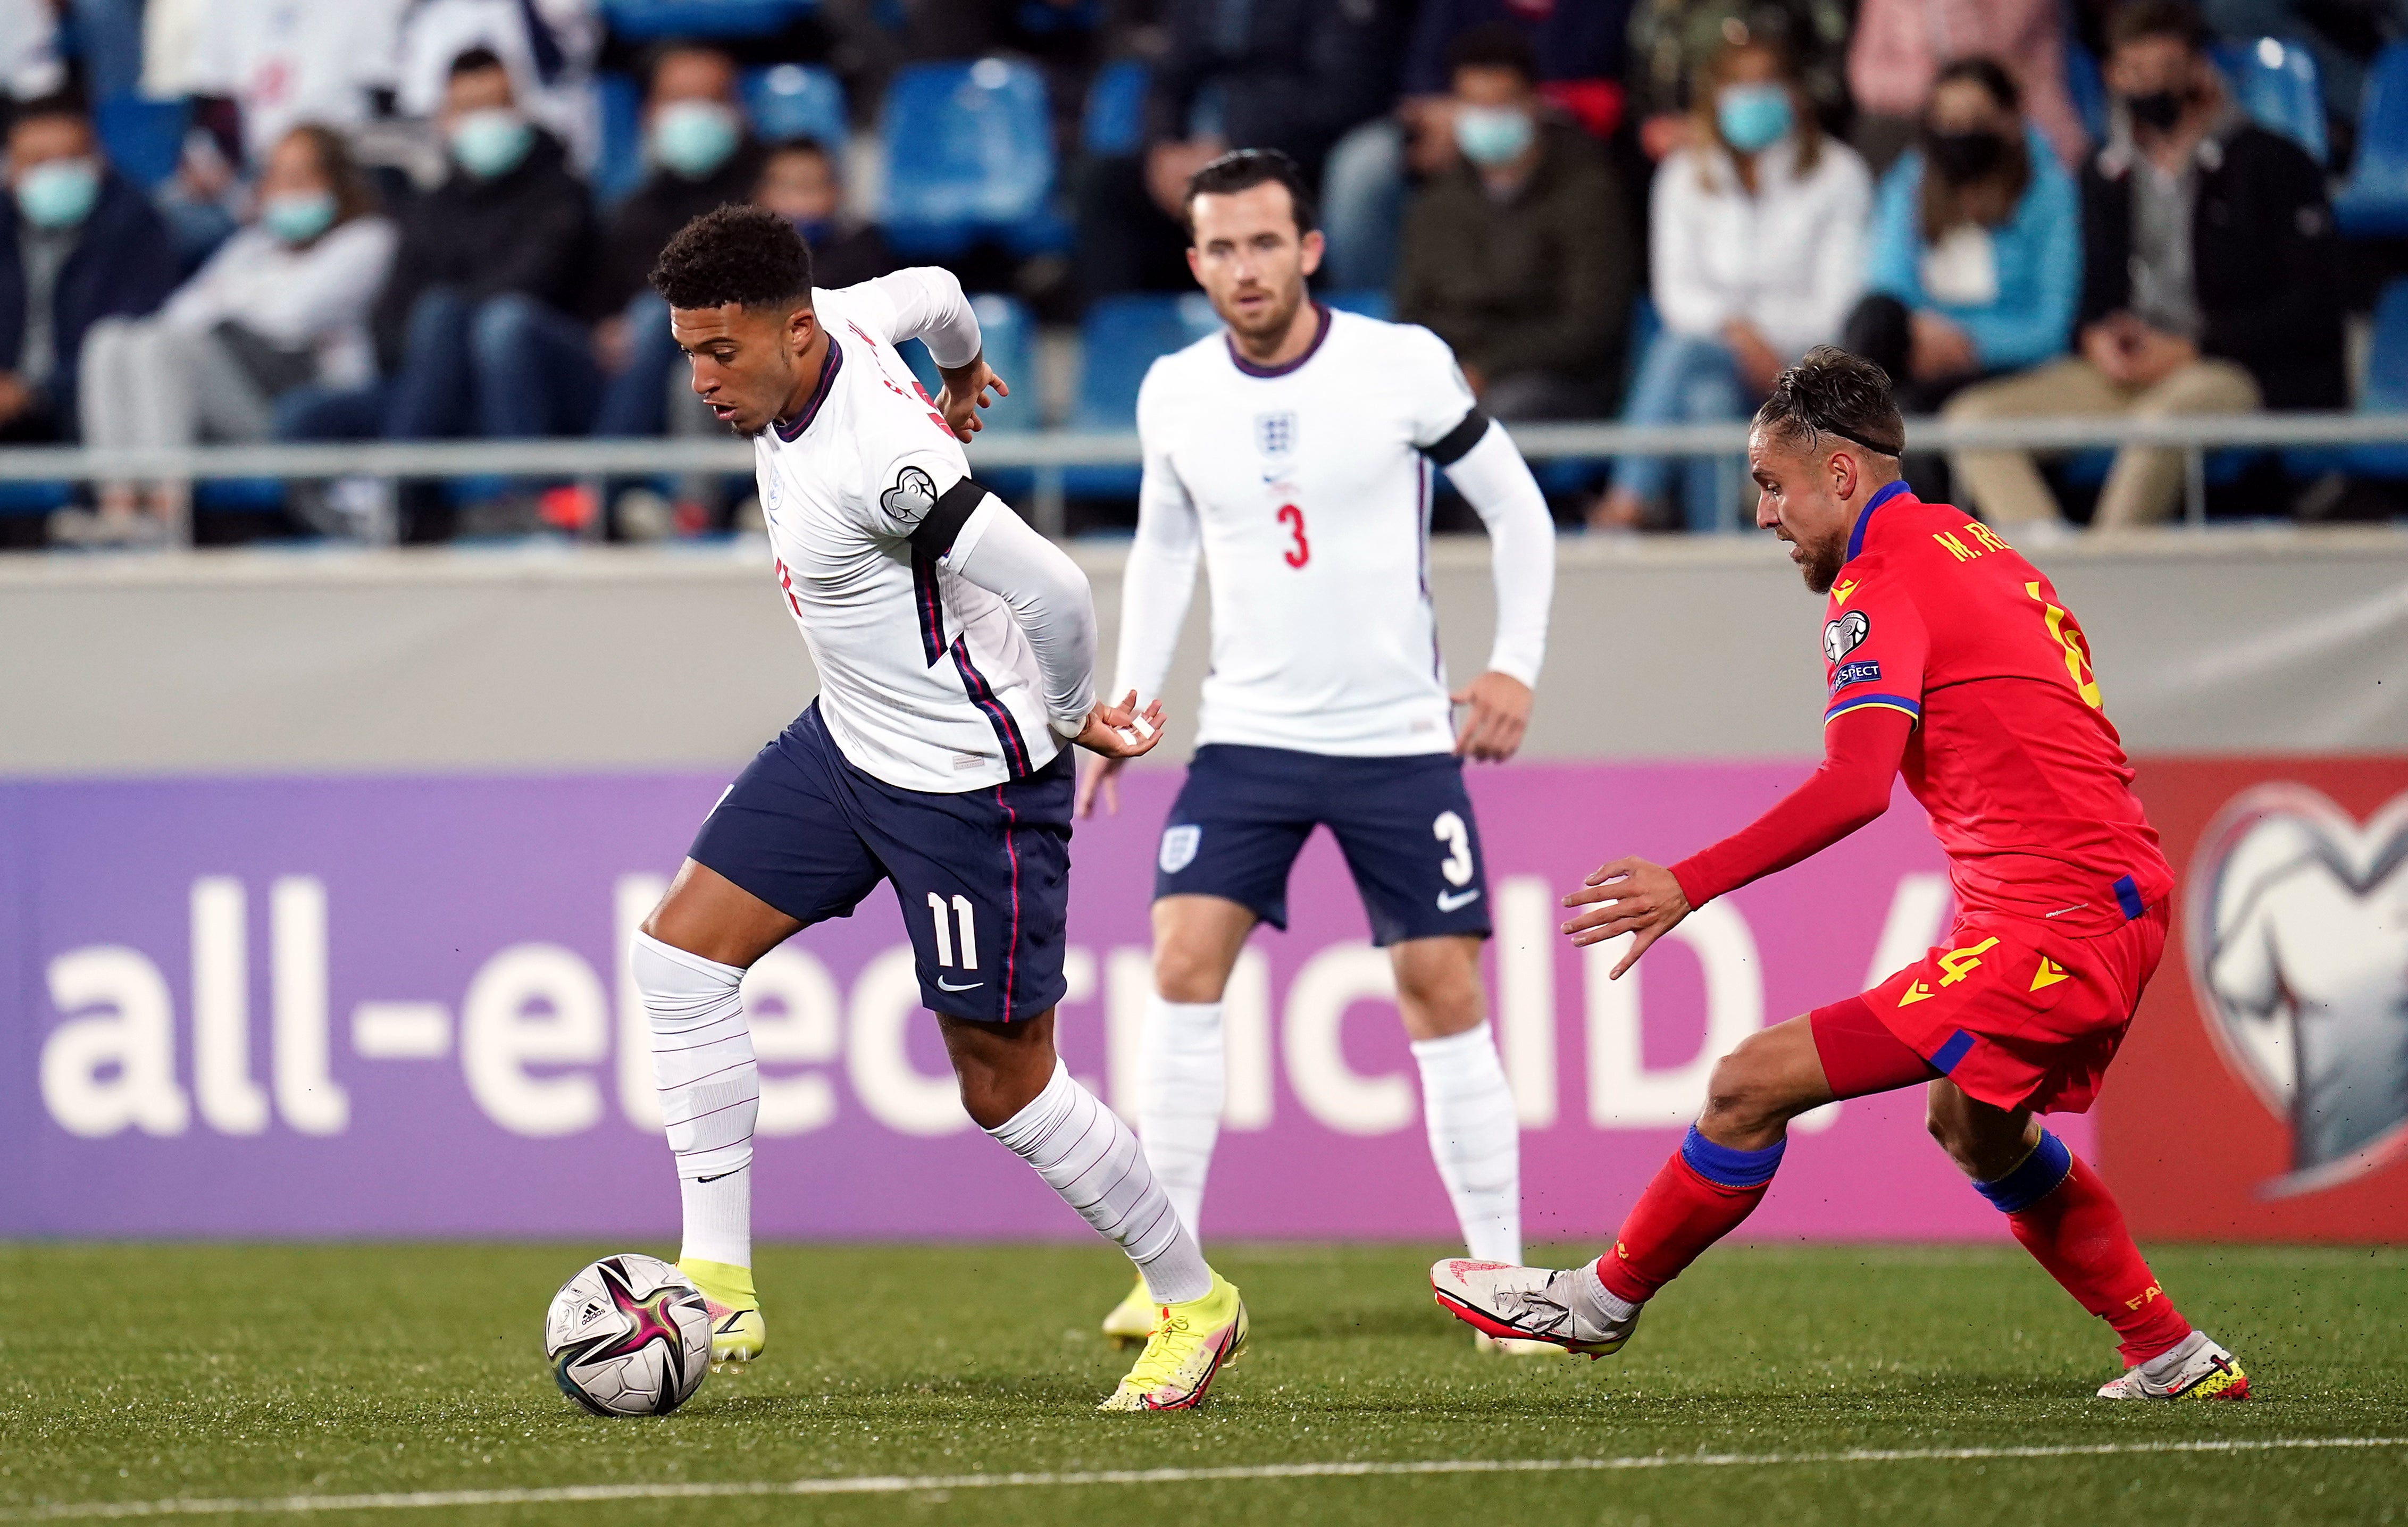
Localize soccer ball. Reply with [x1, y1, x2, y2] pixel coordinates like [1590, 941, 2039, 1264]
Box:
[544, 1254, 712, 1417]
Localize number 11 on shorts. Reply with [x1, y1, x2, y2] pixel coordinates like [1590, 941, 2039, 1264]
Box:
[927, 892, 977, 969]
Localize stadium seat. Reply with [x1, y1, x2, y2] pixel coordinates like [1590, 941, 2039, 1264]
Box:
[879, 58, 1061, 258]
[2335, 43, 2408, 235]
[599, 0, 815, 41]
[95, 94, 187, 190]
[898, 293, 1037, 498]
[2064, 43, 2108, 147]
[1081, 60, 1148, 157]
[743, 63, 846, 149]
[2212, 37, 2328, 163]
[2281, 276, 2408, 480]
[1064, 293, 1220, 497]
[592, 71, 645, 207]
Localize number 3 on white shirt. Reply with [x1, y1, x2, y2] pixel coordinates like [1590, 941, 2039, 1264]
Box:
[1277, 503, 1309, 568]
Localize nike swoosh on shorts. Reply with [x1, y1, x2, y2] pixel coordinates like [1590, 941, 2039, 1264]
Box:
[938, 977, 984, 992]
[1436, 888, 1483, 912]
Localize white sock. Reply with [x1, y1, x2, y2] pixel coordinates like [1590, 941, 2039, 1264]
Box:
[1137, 995, 1224, 1243]
[1412, 1021, 1522, 1263]
[633, 932, 758, 1270]
[988, 1059, 1214, 1305]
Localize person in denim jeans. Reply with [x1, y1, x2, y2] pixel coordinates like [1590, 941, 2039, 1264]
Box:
[1594, 35, 1870, 532]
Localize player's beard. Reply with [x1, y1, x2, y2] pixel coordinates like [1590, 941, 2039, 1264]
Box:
[1228, 278, 1306, 350]
[1799, 534, 1845, 594]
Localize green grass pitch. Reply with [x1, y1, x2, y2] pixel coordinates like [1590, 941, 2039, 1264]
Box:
[1, 1243, 2402, 1525]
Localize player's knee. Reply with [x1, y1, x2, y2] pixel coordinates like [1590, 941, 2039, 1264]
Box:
[1700, 1036, 1791, 1138]
[1153, 944, 1230, 1004]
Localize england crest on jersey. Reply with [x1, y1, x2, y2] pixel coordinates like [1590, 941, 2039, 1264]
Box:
[1253, 411, 1296, 460]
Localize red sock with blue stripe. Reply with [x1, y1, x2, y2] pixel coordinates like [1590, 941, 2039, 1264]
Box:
[1593, 1126, 1783, 1305]
[1976, 1129, 2190, 1366]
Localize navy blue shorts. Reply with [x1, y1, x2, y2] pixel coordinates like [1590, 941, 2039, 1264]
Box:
[1153, 743, 1492, 946]
[690, 704, 1072, 1022]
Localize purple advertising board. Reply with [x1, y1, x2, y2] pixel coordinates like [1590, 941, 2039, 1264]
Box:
[0, 765, 2073, 1242]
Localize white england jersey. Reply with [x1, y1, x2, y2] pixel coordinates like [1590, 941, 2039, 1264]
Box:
[753, 276, 1060, 794]
[1119, 306, 1543, 757]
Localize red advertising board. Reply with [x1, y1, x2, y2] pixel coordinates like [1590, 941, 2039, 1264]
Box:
[2100, 757, 2408, 1240]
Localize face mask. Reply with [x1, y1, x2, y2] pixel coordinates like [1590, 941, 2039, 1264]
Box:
[2123, 88, 2186, 132]
[1716, 82, 1794, 154]
[16, 158, 98, 230]
[650, 100, 741, 180]
[449, 108, 534, 179]
[262, 189, 337, 244]
[1453, 104, 1535, 166]
[1925, 129, 2007, 183]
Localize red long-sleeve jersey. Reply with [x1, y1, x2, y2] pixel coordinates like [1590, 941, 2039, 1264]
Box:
[1671, 482, 2172, 935]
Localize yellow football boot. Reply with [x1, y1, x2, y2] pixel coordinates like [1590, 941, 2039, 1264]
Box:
[1098, 1270, 1247, 1411]
[679, 1257, 766, 1371]
[1101, 1273, 1158, 1348]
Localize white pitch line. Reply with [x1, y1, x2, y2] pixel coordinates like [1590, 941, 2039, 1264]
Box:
[5, 1436, 2398, 1521]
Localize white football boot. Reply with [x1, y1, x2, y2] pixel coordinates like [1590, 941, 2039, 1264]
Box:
[1431, 1258, 1637, 1358]
[2096, 1330, 2250, 1400]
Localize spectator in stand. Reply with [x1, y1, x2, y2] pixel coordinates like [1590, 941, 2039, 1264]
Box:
[1843, 57, 2079, 433]
[1627, 0, 1851, 162]
[73, 126, 396, 544]
[174, 0, 410, 166]
[274, 47, 595, 535]
[0, 94, 176, 474]
[755, 138, 891, 289]
[1394, 25, 1631, 419]
[1322, 0, 1627, 292]
[1945, 0, 2343, 532]
[1074, 0, 1402, 298]
[587, 45, 763, 442]
[1847, 0, 2087, 173]
[1592, 36, 1870, 531]
[2200, 0, 2408, 126]
[0, 0, 62, 100]
[396, 0, 604, 172]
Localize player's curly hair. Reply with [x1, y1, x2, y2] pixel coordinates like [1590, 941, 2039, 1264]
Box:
[1754, 346, 1907, 459]
[650, 204, 816, 311]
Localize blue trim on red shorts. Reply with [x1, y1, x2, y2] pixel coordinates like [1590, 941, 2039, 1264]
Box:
[1931, 1028, 1977, 1073]
[2113, 874, 2145, 921]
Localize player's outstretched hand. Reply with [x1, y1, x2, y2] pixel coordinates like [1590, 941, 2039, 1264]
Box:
[936, 357, 1010, 442]
[1562, 856, 1691, 978]
[1452, 670, 1532, 762]
[1076, 754, 1127, 818]
[1071, 690, 1166, 762]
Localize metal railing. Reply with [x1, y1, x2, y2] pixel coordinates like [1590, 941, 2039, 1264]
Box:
[9, 411, 2403, 541]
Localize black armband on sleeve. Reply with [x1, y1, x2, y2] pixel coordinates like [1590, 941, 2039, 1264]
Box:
[910, 477, 992, 561]
[1421, 408, 1492, 467]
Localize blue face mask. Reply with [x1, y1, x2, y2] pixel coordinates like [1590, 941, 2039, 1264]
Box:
[1716, 83, 1794, 154]
[16, 158, 98, 230]
[650, 100, 741, 180]
[449, 109, 534, 180]
[1453, 104, 1535, 166]
[262, 189, 337, 244]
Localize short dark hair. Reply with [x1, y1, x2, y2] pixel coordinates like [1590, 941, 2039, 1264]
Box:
[2106, 0, 2208, 54]
[1754, 347, 1907, 458]
[652, 204, 815, 310]
[1184, 147, 1317, 237]
[8, 89, 90, 133]
[1445, 22, 1540, 86]
[448, 45, 507, 79]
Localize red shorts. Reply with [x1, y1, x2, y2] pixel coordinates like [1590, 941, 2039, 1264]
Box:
[1808, 901, 2169, 1115]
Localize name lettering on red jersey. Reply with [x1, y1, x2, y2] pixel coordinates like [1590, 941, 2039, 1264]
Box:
[1932, 522, 2012, 563]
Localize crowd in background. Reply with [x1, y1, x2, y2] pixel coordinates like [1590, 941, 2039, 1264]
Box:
[0, 0, 2397, 547]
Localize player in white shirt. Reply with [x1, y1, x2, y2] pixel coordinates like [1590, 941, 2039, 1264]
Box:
[633, 206, 1248, 1412]
[1078, 152, 1559, 1352]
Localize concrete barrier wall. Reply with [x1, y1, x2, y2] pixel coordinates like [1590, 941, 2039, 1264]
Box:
[2, 527, 2404, 775]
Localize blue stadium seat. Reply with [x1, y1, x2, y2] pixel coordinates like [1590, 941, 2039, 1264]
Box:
[880, 58, 1061, 257]
[1065, 293, 1220, 496]
[2212, 37, 2328, 163]
[898, 293, 1037, 498]
[2064, 43, 2108, 147]
[2285, 276, 2408, 480]
[592, 71, 645, 206]
[1323, 288, 1391, 321]
[95, 94, 187, 190]
[600, 0, 815, 40]
[1081, 59, 1148, 157]
[743, 63, 846, 149]
[2336, 43, 2408, 234]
